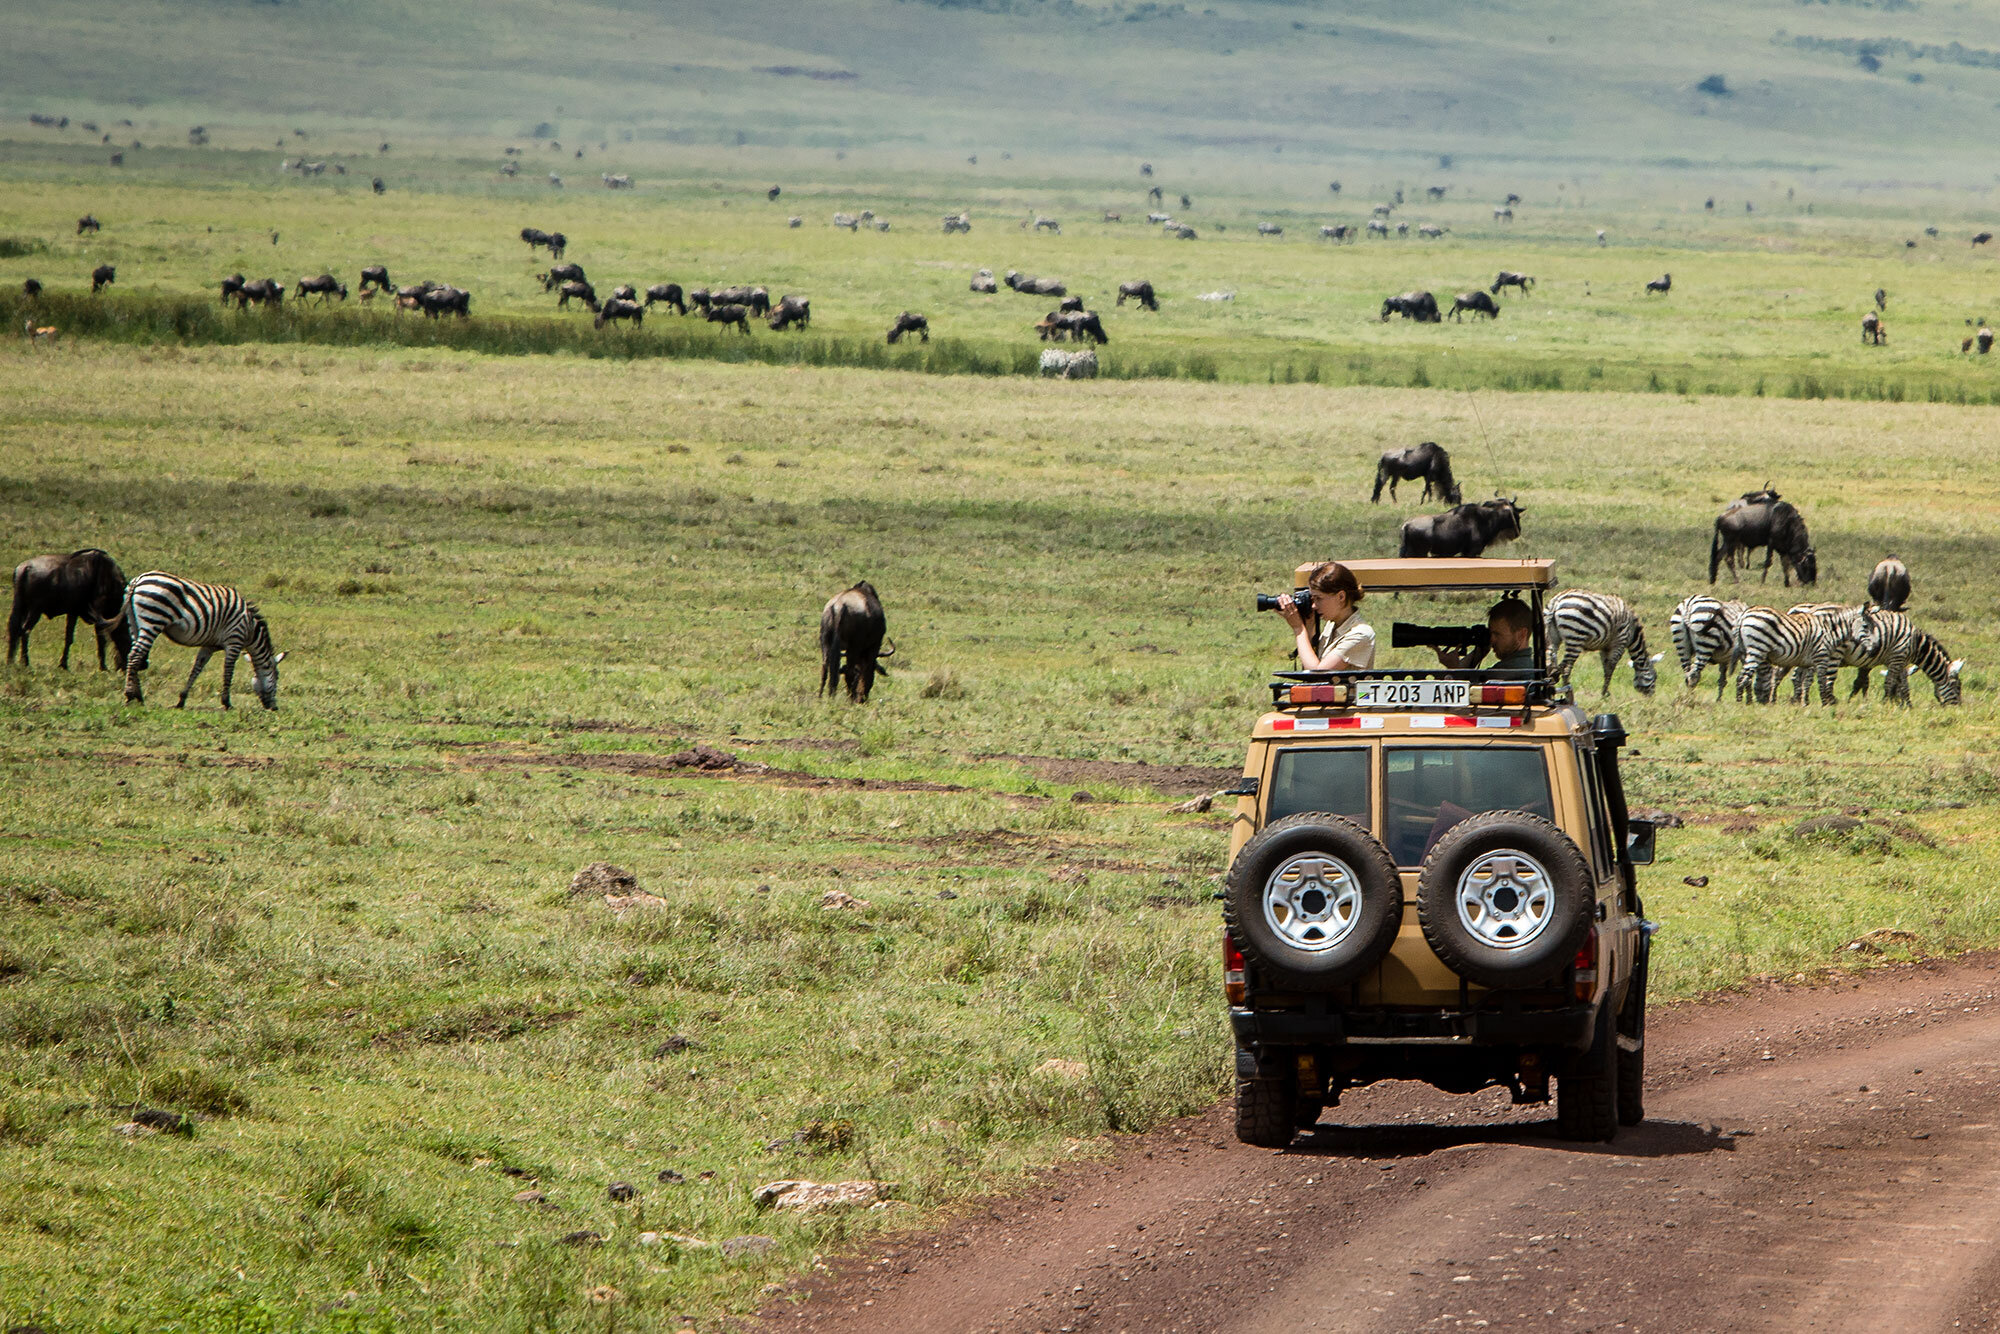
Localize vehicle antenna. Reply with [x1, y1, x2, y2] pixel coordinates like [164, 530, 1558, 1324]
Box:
[1466, 391, 1503, 488]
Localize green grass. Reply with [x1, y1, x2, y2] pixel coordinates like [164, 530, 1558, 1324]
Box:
[1, 339, 1998, 1330]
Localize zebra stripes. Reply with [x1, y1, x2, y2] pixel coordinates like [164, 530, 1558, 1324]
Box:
[1668, 595, 1748, 700]
[121, 572, 285, 710]
[1544, 590, 1658, 695]
[1903, 630, 1965, 705]
[1735, 602, 1875, 705]
[1790, 602, 1917, 705]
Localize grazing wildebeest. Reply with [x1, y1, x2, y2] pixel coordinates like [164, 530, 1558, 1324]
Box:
[1868, 556, 1911, 611]
[819, 582, 894, 702]
[358, 265, 391, 294]
[1005, 271, 1067, 298]
[1366, 219, 1390, 238]
[1645, 273, 1672, 294]
[593, 298, 642, 329]
[1047, 310, 1108, 344]
[21, 278, 42, 299]
[219, 273, 246, 304]
[704, 303, 751, 334]
[501, 161, 519, 178]
[1380, 290, 1440, 322]
[1862, 312, 1885, 344]
[609, 283, 638, 303]
[1974, 232, 1993, 247]
[768, 185, 781, 201]
[1450, 290, 1500, 320]
[1709, 496, 1816, 586]
[767, 295, 810, 330]
[417, 285, 470, 318]
[970, 269, 998, 294]
[539, 263, 587, 291]
[1257, 222, 1283, 237]
[1147, 186, 1163, 204]
[1371, 442, 1461, 505]
[555, 280, 598, 310]
[372, 177, 386, 195]
[1491, 271, 1534, 296]
[521, 226, 553, 253]
[236, 278, 284, 308]
[1399, 498, 1525, 558]
[1116, 280, 1158, 311]
[1874, 287, 1887, 311]
[1057, 295, 1083, 314]
[294, 274, 348, 304]
[942, 212, 972, 233]
[9, 549, 131, 670]
[711, 286, 771, 317]
[1396, 221, 1410, 236]
[1426, 185, 1447, 201]
[77, 214, 101, 235]
[545, 232, 567, 259]
[686, 288, 712, 313]
[1179, 194, 1191, 209]
[393, 281, 439, 312]
[1505, 192, 1522, 206]
[644, 282, 688, 314]
[885, 311, 930, 344]
[90, 264, 116, 294]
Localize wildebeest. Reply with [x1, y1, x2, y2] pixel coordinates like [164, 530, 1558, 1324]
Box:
[1057, 295, 1083, 314]
[8, 548, 131, 670]
[1399, 498, 1525, 558]
[1169, 225, 1197, 240]
[1491, 271, 1534, 296]
[1371, 442, 1461, 505]
[1982, 326, 1995, 354]
[294, 274, 348, 304]
[1505, 192, 1522, 206]
[970, 269, 998, 294]
[704, 303, 751, 334]
[1861, 312, 1885, 344]
[886, 311, 929, 344]
[711, 286, 771, 317]
[819, 582, 894, 702]
[767, 185, 781, 201]
[521, 226, 553, 253]
[767, 294, 810, 330]
[219, 273, 246, 304]
[1179, 194, 1191, 209]
[1366, 219, 1390, 238]
[1709, 495, 1816, 586]
[1974, 232, 1993, 247]
[1257, 222, 1283, 237]
[1450, 290, 1500, 320]
[90, 264, 116, 294]
[686, 288, 712, 313]
[1645, 273, 1672, 295]
[1116, 280, 1158, 311]
[941, 212, 972, 233]
[1041, 310, 1108, 344]
[1417, 224, 1447, 239]
[76, 214, 103, 236]
[555, 280, 597, 310]
[593, 298, 642, 329]
[832, 213, 860, 231]
[609, 283, 638, 303]
[358, 265, 391, 294]
[1396, 221, 1410, 236]
[1005, 271, 1066, 297]
[372, 177, 386, 195]
[644, 282, 689, 314]
[1868, 557, 1911, 611]
[539, 263, 587, 291]
[393, 281, 439, 312]
[417, 285, 471, 318]
[1425, 185, 1448, 201]
[1319, 224, 1353, 242]
[1380, 290, 1440, 322]
[1874, 287, 1887, 311]
[236, 278, 284, 308]
[21, 278, 42, 299]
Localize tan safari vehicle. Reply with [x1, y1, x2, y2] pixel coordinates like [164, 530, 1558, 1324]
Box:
[1222, 558, 1658, 1146]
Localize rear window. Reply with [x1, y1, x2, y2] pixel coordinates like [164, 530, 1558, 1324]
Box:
[1383, 746, 1553, 867]
[1266, 747, 1371, 826]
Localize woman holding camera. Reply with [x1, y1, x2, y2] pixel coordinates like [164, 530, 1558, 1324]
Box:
[1277, 561, 1374, 671]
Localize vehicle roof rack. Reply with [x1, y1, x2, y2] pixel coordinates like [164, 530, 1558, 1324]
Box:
[1268, 668, 1562, 710]
[1293, 557, 1556, 594]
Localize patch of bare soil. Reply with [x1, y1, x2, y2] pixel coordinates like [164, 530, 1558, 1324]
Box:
[759, 953, 2000, 1334]
[459, 748, 969, 794]
[978, 755, 1238, 799]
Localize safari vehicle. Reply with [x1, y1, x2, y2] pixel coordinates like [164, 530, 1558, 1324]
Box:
[1222, 558, 1657, 1145]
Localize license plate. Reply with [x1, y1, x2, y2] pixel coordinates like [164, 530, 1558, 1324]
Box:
[1354, 679, 1469, 709]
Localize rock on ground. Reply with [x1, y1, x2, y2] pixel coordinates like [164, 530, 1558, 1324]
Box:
[570, 862, 638, 897]
[752, 1180, 898, 1213]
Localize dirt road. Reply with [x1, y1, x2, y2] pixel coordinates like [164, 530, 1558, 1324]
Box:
[764, 955, 2000, 1333]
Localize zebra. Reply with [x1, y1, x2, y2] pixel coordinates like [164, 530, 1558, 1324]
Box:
[1544, 591, 1659, 695]
[1736, 603, 1875, 705]
[1882, 629, 1964, 705]
[116, 572, 286, 709]
[1785, 602, 1916, 705]
[1668, 594, 1748, 700]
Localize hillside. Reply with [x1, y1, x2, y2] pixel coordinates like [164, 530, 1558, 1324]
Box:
[8, 0, 2000, 179]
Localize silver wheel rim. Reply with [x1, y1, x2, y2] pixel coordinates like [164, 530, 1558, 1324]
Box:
[1262, 853, 1364, 953]
[1456, 850, 1555, 949]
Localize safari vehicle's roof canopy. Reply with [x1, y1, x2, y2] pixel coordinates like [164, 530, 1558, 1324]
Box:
[1294, 558, 1557, 594]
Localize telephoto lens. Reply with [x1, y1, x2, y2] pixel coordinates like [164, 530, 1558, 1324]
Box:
[1256, 592, 1304, 612]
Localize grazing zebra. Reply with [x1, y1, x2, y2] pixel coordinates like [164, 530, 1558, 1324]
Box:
[1544, 591, 1659, 695]
[1668, 594, 1748, 700]
[1787, 602, 1916, 705]
[1882, 629, 1965, 705]
[1736, 603, 1875, 705]
[118, 573, 286, 710]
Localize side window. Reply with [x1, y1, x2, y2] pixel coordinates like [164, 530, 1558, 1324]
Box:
[1266, 747, 1371, 826]
[1576, 749, 1616, 877]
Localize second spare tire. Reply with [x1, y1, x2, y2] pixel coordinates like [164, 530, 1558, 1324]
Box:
[1416, 809, 1593, 989]
[1224, 812, 1402, 992]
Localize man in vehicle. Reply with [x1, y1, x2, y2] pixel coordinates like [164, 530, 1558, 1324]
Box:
[1434, 596, 1535, 674]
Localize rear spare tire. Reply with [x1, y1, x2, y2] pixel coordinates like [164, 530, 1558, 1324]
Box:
[1416, 810, 1593, 989]
[1224, 813, 1403, 992]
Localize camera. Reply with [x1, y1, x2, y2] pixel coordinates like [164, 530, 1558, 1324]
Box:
[1256, 591, 1311, 613]
[1390, 621, 1492, 659]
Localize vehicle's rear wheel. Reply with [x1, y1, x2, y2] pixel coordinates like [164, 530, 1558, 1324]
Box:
[1557, 1000, 1619, 1142]
[1416, 811, 1594, 989]
[1224, 813, 1402, 993]
[1234, 1066, 1298, 1149]
[1617, 947, 1648, 1127]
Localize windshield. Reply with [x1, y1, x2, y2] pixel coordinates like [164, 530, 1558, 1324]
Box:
[1267, 747, 1371, 825]
[1383, 745, 1552, 866]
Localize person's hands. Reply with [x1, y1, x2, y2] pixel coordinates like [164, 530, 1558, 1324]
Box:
[1277, 592, 1308, 631]
[1436, 647, 1466, 669]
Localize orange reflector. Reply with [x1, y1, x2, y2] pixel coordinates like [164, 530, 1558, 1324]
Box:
[1474, 685, 1528, 706]
[1287, 683, 1349, 705]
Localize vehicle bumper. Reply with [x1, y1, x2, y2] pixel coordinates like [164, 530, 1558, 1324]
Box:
[1230, 1000, 1597, 1054]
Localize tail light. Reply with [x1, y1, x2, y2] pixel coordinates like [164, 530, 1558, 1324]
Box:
[1287, 683, 1351, 705]
[1223, 929, 1247, 1005]
[1571, 926, 1600, 1002]
[1472, 684, 1528, 706]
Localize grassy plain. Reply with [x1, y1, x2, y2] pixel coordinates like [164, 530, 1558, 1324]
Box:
[1, 337, 1997, 1331]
